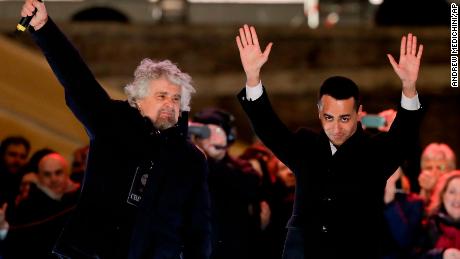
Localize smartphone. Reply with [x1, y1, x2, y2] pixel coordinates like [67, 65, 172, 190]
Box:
[361, 115, 386, 128]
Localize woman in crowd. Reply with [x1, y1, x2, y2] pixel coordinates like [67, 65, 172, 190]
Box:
[416, 170, 460, 259]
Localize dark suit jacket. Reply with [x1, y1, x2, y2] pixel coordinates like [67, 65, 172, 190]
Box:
[30, 19, 211, 259]
[238, 87, 423, 259]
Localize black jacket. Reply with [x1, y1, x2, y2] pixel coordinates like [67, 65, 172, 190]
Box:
[207, 154, 260, 259]
[4, 184, 79, 259]
[238, 87, 423, 258]
[31, 19, 211, 259]
[415, 212, 460, 259]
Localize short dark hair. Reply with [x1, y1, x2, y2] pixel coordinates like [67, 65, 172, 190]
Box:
[0, 136, 31, 158]
[318, 76, 360, 110]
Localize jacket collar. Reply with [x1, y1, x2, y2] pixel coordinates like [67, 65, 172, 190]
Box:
[142, 111, 189, 141]
[436, 212, 460, 227]
[319, 122, 366, 155]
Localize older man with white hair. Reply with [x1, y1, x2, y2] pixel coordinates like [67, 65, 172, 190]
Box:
[17, 1, 211, 258]
[418, 142, 457, 203]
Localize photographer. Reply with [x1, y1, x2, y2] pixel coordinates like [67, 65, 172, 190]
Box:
[190, 108, 265, 259]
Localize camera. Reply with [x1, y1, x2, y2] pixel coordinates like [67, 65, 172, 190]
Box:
[188, 124, 211, 139]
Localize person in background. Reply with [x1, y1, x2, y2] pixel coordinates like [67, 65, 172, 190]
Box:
[419, 143, 456, 203]
[1, 153, 80, 259]
[0, 135, 32, 257]
[415, 170, 460, 259]
[190, 108, 263, 259]
[15, 148, 55, 205]
[0, 136, 31, 207]
[239, 143, 296, 259]
[383, 167, 424, 259]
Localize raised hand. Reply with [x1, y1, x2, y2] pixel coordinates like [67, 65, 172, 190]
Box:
[236, 24, 273, 87]
[21, 0, 48, 31]
[418, 170, 438, 193]
[387, 33, 423, 98]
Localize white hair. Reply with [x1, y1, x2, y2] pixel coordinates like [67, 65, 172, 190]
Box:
[421, 142, 457, 171]
[124, 59, 195, 111]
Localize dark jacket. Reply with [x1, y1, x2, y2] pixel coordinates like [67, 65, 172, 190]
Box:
[415, 213, 460, 259]
[207, 154, 260, 259]
[238, 87, 423, 258]
[30, 19, 211, 259]
[4, 184, 79, 259]
[383, 192, 424, 259]
[0, 164, 22, 208]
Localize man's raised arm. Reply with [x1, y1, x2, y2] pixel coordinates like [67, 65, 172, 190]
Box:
[20, 0, 111, 134]
[235, 25, 303, 167]
[378, 33, 425, 178]
[387, 33, 423, 109]
[236, 24, 272, 100]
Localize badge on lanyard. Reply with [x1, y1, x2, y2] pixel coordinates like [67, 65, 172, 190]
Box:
[127, 161, 153, 207]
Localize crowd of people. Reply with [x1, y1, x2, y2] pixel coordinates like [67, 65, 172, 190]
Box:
[1, 127, 459, 259]
[0, 0, 458, 258]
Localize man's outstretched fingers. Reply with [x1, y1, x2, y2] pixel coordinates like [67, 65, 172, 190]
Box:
[263, 42, 273, 58]
[236, 36, 243, 52]
[400, 36, 406, 57]
[411, 36, 417, 56]
[387, 54, 398, 72]
[250, 26, 259, 47]
[406, 33, 412, 57]
[244, 24, 253, 45]
[239, 27, 248, 47]
[417, 44, 424, 60]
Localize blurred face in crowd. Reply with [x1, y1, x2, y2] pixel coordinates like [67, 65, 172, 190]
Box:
[318, 95, 361, 146]
[38, 154, 69, 195]
[3, 144, 28, 174]
[443, 177, 460, 221]
[194, 124, 227, 161]
[277, 161, 295, 188]
[419, 159, 453, 193]
[137, 77, 181, 130]
[422, 159, 451, 178]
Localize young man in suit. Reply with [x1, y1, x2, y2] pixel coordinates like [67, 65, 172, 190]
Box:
[235, 24, 423, 258]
